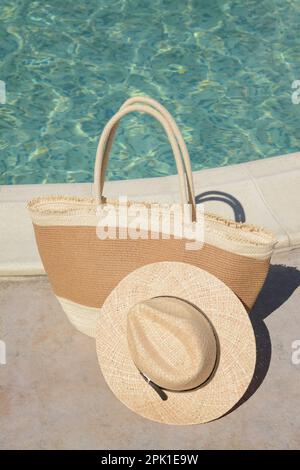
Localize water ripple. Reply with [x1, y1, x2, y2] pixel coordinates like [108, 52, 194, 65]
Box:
[0, 0, 300, 184]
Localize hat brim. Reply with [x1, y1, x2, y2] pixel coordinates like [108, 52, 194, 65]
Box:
[96, 262, 256, 425]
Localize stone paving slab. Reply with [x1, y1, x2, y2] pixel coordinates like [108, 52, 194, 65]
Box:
[0, 249, 299, 449]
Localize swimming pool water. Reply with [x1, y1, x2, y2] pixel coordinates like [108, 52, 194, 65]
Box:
[1, 0, 300, 185]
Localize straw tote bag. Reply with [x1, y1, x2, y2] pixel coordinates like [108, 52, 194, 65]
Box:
[28, 96, 277, 337]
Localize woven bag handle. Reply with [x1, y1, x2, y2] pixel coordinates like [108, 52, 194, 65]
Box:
[95, 103, 188, 207]
[101, 96, 195, 213]
[94, 103, 196, 219]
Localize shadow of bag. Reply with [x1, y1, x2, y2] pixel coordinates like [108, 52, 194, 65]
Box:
[28, 96, 277, 337]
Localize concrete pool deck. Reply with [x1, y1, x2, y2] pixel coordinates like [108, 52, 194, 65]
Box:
[1, 152, 300, 449]
[0, 152, 300, 275]
[1, 248, 300, 449]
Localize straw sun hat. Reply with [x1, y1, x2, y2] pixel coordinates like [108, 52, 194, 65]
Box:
[96, 262, 256, 425]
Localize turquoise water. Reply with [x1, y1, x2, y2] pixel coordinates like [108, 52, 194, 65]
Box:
[0, 0, 300, 185]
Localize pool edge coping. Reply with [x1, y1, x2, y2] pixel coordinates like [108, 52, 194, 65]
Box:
[1, 151, 300, 276]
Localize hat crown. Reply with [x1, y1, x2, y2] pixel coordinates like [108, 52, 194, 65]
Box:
[127, 296, 217, 391]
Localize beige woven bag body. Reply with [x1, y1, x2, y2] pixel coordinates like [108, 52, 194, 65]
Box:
[28, 96, 277, 337]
